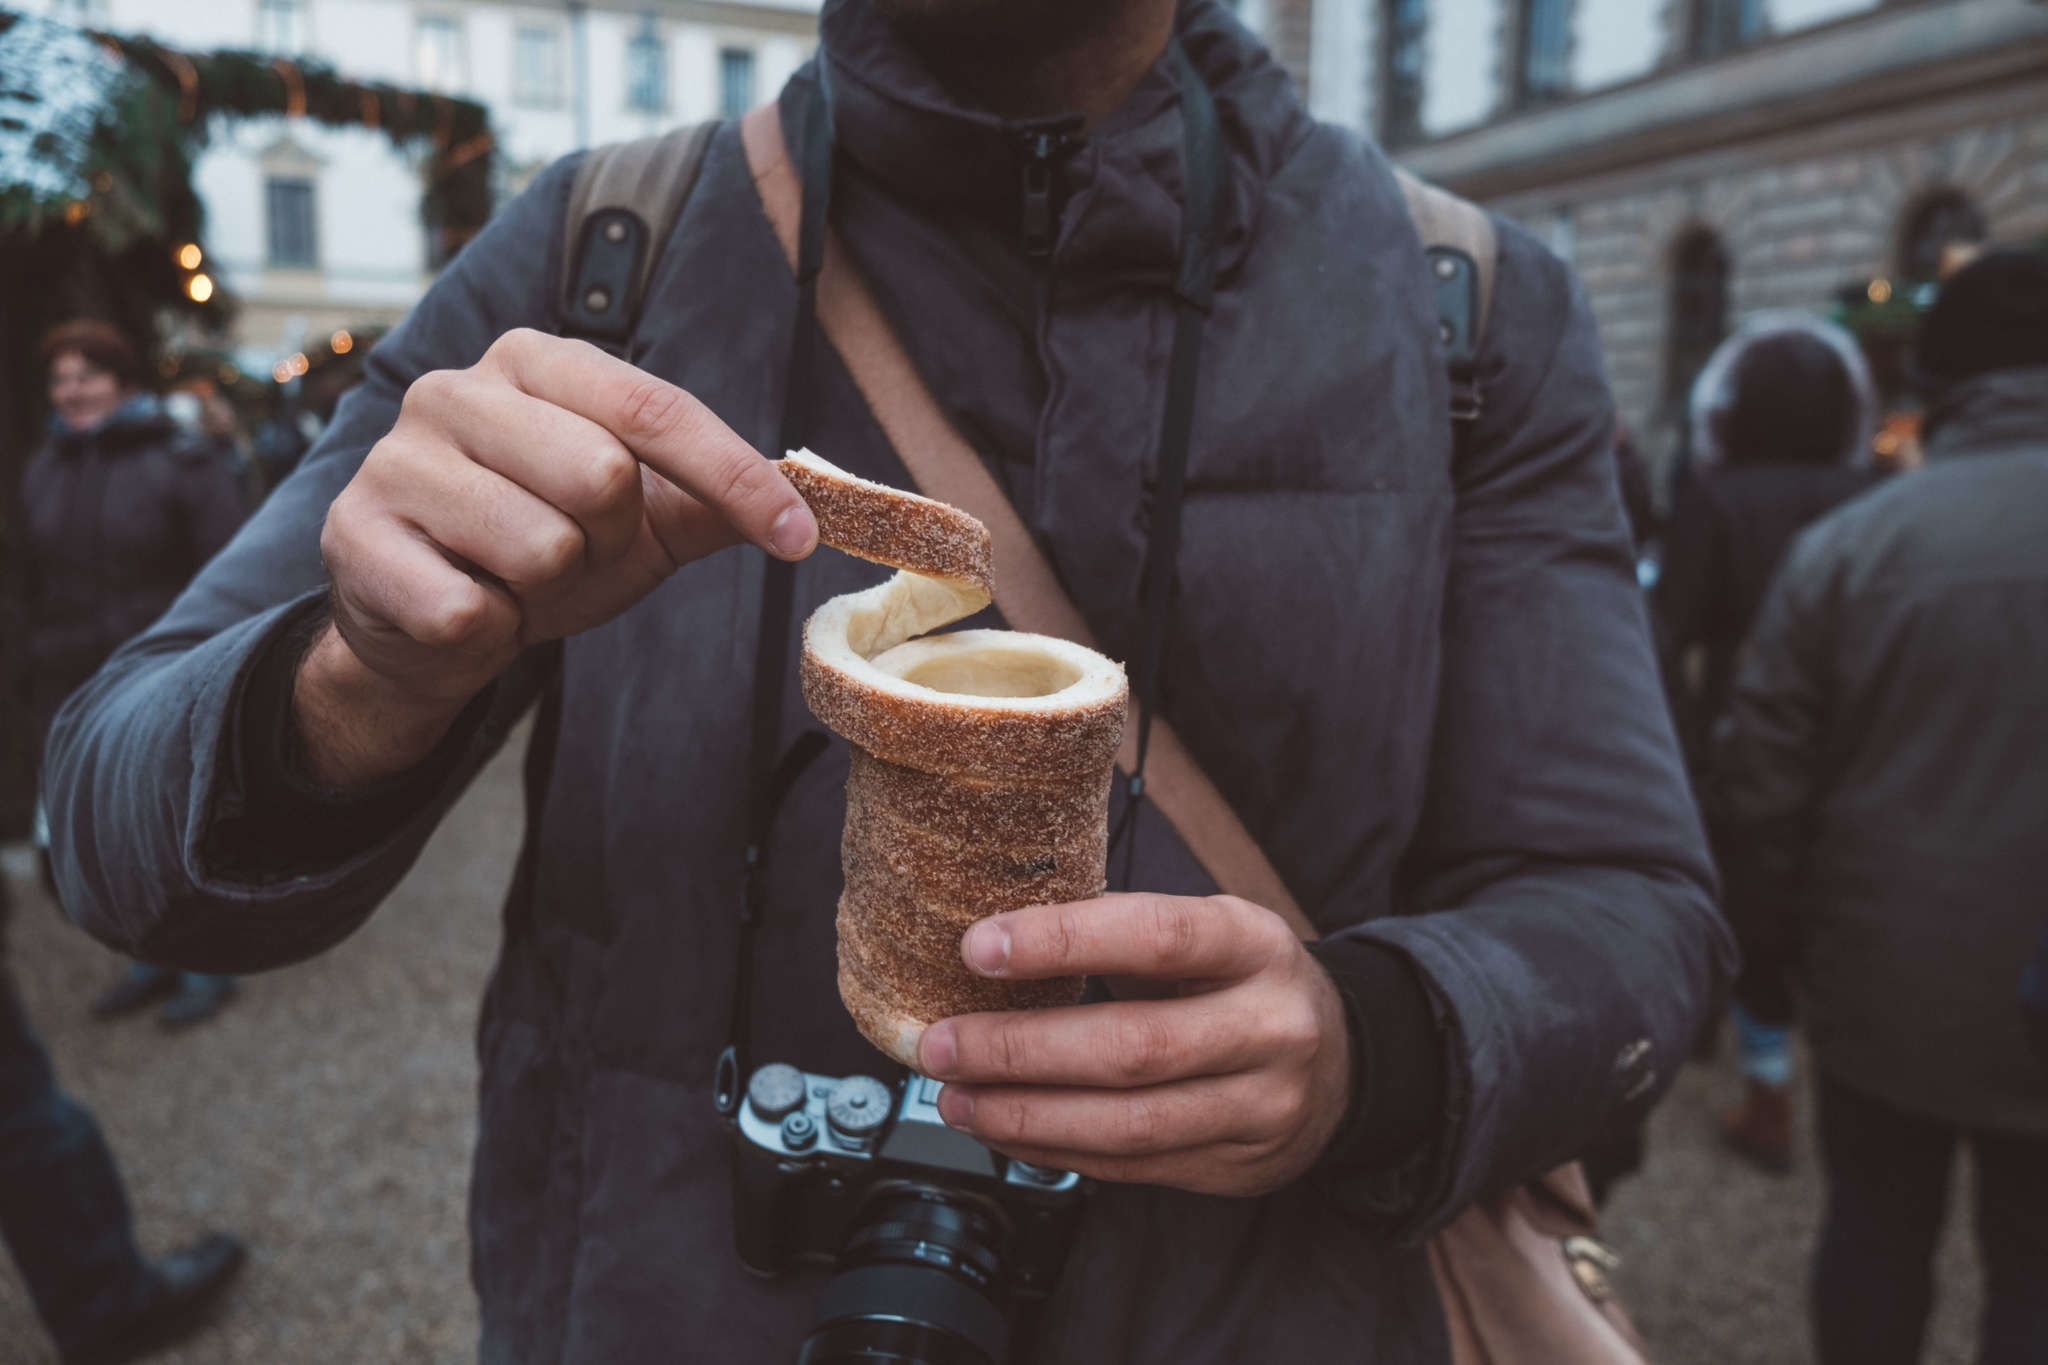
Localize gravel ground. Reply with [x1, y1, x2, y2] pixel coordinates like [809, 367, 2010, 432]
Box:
[0, 729, 1987, 1363]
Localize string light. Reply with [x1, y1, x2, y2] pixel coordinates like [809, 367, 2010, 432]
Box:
[1867, 278, 1892, 304]
[273, 361, 294, 384]
[329, 329, 353, 355]
[177, 242, 203, 270]
[186, 272, 215, 303]
[287, 351, 310, 376]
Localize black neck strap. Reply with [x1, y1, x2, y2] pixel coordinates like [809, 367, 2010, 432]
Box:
[1112, 43, 1224, 889]
[717, 49, 1224, 1106]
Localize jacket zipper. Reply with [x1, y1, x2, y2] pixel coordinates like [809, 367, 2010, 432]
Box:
[1008, 120, 1084, 259]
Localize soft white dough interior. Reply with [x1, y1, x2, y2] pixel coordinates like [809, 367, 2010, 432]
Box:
[808, 572, 1123, 713]
[878, 641, 1085, 698]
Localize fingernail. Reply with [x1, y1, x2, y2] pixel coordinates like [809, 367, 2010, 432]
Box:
[920, 1020, 957, 1078]
[937, 1085, 975, 1130]
[965, 919, 1010, 976]
[770, 505, 815, 558]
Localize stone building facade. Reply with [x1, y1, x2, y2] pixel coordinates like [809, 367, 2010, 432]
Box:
[1331, 0, 2048, 471]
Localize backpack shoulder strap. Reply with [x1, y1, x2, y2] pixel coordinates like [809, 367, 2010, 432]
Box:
[557, 120, 719, 351]
[1394, 165, 1498, 424]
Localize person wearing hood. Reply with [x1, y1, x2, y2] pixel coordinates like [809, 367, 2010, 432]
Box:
[38, 3, 1728, 1360]
[1715, 246, 2048, 1365]
[22, 321, 247, 1029]
[1655, 314, 1878, 1174]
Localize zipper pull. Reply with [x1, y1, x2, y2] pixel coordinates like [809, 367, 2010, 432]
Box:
[1008, 119, 1084, 259]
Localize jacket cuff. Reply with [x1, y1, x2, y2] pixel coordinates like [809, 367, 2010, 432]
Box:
[197, 596, 494, 883]
[1306, 936, 1446, 1174]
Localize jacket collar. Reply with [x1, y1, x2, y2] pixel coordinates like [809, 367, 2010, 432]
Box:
[1921, 366, 2048, 458]
[816, 0, 1306, 279]
[49, 392, 175, 458]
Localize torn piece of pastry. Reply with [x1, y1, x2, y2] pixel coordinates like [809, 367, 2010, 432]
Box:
[780, 450, 1128, 1070]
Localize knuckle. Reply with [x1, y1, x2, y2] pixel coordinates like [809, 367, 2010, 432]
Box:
[1266, 994, 1323, 1065]
[1108, 1011, 1176, 1084]
[414, 584, 490, 650]
[1043, 905, 1084, 968]
[1118, 1095, 1166, 1152]
[1142, 897, 1201, 964]
[485, 326, 547, 367]
[986, 1021, 1028, 1084]
[399, 367, 465, 421]
[525, 523, 583, 582]
[578, 444, 640, 515]
[617, 376, 695, 446]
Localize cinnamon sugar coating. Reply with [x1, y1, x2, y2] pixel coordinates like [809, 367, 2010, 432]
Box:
[788, 450, 1124, 1068]
[780, 451, 994, 595]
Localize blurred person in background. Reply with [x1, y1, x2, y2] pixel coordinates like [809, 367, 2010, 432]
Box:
[1656, 315, 1878, 1173]
[0, 874, 247, 1365]
[1715, 247, 2048, 1365]
[22, 321, 246, 1028]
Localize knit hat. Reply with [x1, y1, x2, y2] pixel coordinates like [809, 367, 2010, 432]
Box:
[1916, 247, 2048, 388]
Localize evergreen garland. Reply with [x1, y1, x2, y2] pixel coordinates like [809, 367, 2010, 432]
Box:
[0, 9, 494, 255]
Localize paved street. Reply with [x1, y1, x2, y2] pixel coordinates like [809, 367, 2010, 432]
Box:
[0, 729, 1983, 1364]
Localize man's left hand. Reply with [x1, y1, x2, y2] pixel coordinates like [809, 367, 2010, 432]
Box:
[915, 894, 1353, 1197]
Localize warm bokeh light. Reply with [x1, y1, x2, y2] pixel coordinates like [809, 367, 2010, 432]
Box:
[1866, 277, 1892, 304]
[287, 351, 310, 376]
[186, 272, 215, 303]
[176, 242, 203, 270]
[273, 362, 294, 384]
[330, 329, 354, 355]
[63, 199, 88, 224]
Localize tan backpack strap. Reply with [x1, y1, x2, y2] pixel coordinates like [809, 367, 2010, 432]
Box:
[739, 103, 1312, 939]
[1393, 166, 1498, 343]
[557, 121, 719, 347]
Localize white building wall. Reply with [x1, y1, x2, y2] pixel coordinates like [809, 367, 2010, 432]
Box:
[21, 0, 819, 365]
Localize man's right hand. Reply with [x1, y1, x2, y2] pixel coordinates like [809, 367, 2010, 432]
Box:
[298, 329, 816, 787]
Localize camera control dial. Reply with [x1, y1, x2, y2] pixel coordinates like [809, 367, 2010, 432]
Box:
[746, 1062, 809, 1122]
[826, 1075, 893, 1142]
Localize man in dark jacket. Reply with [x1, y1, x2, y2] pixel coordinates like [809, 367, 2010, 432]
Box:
[43, 3, 1729, 1360]
[1657, 316, 1877, 1173]
[1716, 247, 2048, 1365]
[24, 320, 246, 1027]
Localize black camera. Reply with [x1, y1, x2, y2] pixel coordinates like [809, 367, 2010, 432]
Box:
[728, 1061, 1086, 1365]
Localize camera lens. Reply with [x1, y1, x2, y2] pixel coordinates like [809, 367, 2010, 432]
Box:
[796, 1183, 1011, 1365]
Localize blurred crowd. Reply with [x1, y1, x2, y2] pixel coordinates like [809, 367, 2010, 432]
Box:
[3, 235, 2045, 1365]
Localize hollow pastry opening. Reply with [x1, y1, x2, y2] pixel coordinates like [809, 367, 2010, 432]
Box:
[879, 643, 1086, 699]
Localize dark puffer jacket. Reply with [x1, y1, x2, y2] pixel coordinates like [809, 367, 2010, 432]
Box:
[22, 395, 246, 746]
[43, 3, 1728, 1361]
[1717, 366, 2048, 1136]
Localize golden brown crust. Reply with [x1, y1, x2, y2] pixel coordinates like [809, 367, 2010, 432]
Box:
[801, 638, 1126, 779]
[781, 453, 993, 595]
[787, 453, 1120, 1067]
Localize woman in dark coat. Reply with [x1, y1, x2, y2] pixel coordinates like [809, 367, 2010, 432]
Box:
[1658, 314, 1878, 1172]
[23, 320, 248, 1027]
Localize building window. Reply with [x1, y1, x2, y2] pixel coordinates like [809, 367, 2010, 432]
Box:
[1899, 189, 1986, 280]
[255, 0, 307, 53]
[1665, 228, 1728, 409]
[513, 25, 564, 107]
[415, 15, 466, 93]
[1691, 0, 1765, 61]
[1381, 0, 1427, 147]
[625, 15, 667, 113]
[718, 47, 757, 120]
[1516, 0, 1572, 106]
[266, 176, 318, 268]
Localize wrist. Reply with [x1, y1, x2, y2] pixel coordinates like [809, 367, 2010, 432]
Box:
[292, 620, 473, 787]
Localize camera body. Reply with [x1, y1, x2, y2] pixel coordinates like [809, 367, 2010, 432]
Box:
[730, 1062, 1085, 1304]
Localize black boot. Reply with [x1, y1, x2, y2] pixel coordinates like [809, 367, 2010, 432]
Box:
[60, 1232, 246, 1365]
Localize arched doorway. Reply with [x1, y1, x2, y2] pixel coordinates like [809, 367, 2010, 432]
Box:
[1665, 227, 1730, 413]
